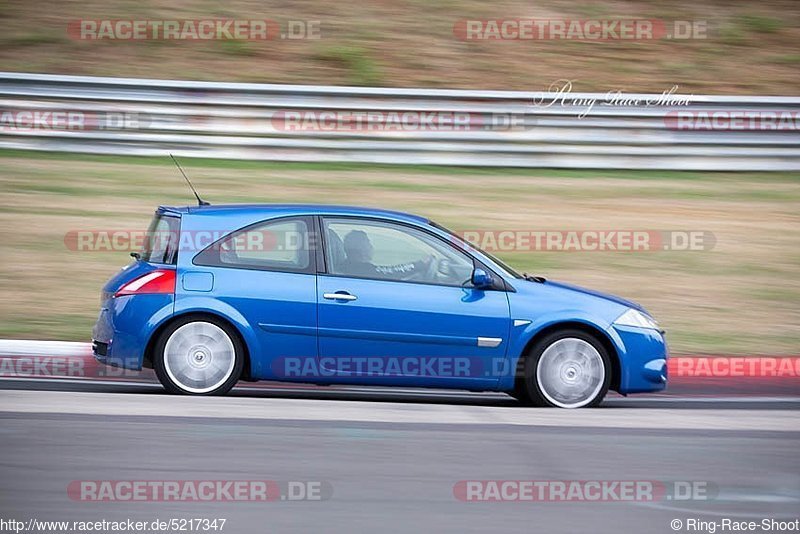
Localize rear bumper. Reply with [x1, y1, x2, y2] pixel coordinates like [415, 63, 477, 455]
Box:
[609, 325, 668, 394]
[91, 293, 174, 370]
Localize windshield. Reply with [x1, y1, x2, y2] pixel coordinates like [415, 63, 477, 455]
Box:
[140, 213, 180, 264]
[430, 221, 523, 279]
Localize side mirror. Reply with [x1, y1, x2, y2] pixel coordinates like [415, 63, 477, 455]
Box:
[471, 268, 494, 289]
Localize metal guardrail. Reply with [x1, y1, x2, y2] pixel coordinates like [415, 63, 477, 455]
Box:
[0, 72, 798, 169]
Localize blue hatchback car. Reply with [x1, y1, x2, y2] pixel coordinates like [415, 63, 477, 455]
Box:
[93, 204, 667, 408]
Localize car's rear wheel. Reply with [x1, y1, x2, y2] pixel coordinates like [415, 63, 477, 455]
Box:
[154, 316, 243, 395]
[523, 329, 611, 408]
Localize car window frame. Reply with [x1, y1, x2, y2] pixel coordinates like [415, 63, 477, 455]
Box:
[317, 215, 507, 291]
[193, 215, 317, 275]
[141, 212, 181, 265]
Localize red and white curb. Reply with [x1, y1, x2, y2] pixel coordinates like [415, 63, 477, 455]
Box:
[0, 340, 92, 357]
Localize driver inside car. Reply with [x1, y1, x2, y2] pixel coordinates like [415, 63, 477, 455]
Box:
[341, 229, 434, 281]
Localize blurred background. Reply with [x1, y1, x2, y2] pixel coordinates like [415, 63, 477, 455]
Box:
[0, 0, 798, 358]
[1, 0, 799, 91]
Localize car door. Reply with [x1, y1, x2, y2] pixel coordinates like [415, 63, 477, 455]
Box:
[315, 216, 511, 389]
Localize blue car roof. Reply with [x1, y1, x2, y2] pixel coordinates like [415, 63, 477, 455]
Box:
[158, 204, 429, 224]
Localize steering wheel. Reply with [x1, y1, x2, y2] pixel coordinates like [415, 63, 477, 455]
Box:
[425, 256, 440, 281]
[402, 256, 439, 282]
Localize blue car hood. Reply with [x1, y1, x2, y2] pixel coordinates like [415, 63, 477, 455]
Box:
[536, 279, 645, 312]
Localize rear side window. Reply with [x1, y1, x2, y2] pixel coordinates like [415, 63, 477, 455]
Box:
[140, 214, 180, 265]
[194, 217, 313, 274]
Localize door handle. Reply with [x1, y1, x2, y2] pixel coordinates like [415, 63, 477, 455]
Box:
[323, 292, 357, 301]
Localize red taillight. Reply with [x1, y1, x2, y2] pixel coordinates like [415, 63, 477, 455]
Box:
[114, 269, 176, 298]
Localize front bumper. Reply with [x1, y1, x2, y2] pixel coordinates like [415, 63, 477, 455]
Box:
[609, 325, 668, 394]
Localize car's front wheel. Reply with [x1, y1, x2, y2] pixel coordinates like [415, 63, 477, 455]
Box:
[523, 329, 611, 408]
[154, 316, 243, 395]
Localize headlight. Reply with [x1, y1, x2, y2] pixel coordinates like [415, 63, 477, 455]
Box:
[614, 308, 660, 330]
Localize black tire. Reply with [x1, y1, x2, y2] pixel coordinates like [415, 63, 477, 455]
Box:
[522, 329, 611, 408]
[508, 388, 532, 405]
[153, 315, 244, 395]
[509, 356, 533, 404]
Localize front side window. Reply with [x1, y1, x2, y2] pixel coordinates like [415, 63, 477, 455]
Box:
[323, 218, 474, 286]
[194, 217, 312, 273]
[430, 221, 523, 280]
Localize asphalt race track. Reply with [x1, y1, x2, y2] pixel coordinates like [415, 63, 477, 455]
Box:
[0, 378, 798, 534]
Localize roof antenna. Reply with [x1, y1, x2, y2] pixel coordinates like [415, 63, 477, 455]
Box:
[170, 153, 209, 206]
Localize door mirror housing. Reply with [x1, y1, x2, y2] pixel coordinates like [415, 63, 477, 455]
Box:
[471, 268, 494, 289]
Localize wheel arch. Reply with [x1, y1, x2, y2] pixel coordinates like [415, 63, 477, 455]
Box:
[142, 311, 253, 381]
[513, 321, 621, 393]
